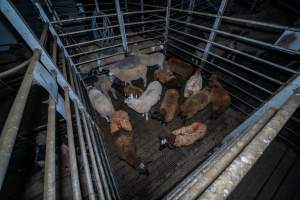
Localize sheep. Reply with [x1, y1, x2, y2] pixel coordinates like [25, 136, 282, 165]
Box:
[208, 74, 231, 118]
[88, 86, 115, 122]
[124, 85, 144, 98]
[179, 87, 211, 120]
[151, 89, 179, 124]
[107, 63, 148, 87]
[125, 81, 162, 120]
[96, 74, 117, 100]
[159, 122, 207, 150]
[184, 69, 203, 98]
[110, 111, 149, 176]
[104, 52, 165, 87]
[153, 68, 180, 88]
[168, 57, 195, 79]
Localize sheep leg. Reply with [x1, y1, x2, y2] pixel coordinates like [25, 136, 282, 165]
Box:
[146, 112, 149, 121]
[111, 88, 118, 99]
[142, 75, 147, 87]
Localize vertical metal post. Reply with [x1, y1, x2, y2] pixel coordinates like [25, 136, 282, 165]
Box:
[184, 0, 195, 32]
[43, 70, 57, 200]
[124, 0, 128, 12]
[141, 0, 144, 32]
[0, 49, 41, 189]
[94, 0, 100, 13]
[64, 87, 82, 200]
[40, 23, 49, 46]
[81, 112, 107, 199]
[115, 0, 129, 54]
[201, 0, 228, 66]
[164, 0, 171, 55]
[68, 56, 96, 200]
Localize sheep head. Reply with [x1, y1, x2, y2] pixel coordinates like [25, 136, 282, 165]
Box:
[110, 110, 132, 134]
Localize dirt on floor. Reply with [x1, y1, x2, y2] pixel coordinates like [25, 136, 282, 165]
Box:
[94, 66, 246, 200]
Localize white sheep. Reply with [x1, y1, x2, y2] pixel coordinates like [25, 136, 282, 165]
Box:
[96, 74, 117, 100]
[88, 87, 115, 122]
[184, 69, 203, 98]
[124, 81, 162, 120]
[103, 51, 165, 87]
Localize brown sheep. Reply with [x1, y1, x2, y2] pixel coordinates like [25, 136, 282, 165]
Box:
[179, 88, 211, 120]
[168, 57, 195, 79]
[153, 68, 180, 88]
[159, 122, 207, 150]
[124, 85, 144, 98]
[110, 111, 149, 176]
[151, 89, 179, 124]
[208, 74, 231, 118]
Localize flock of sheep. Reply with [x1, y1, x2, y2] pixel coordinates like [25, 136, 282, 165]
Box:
[87, 50, 231, 176]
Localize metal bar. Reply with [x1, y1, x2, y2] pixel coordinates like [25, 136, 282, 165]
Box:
[201, 0, 228, 66]
[40, 23, 49, 46]
[169, 35, 284, 85]
[81, 112, 108, 199]
[65, 28, 164, 48]
[59, 19, 163, 37]
[170, 7, 300, 32]
[67, 58, 95, 199]
[52, 36, 57, 62]
[184, 0, 195, 32]
[168, 28, 299, 74]
[70, 36, 163, 58]
[163, 0, 171, 54]
[43, 70, 57, 200]
[199, 88, 300, 199]
[116, 0, 128, 54]
[94, 0, 100, 13]
[50, 9, 165, 24]
[87, 121, 119, 200]
[169, 18, 300, 55]
[141, 0, 145, 32]
[0, 49, 40, 189]
[167, 42, 273, 94]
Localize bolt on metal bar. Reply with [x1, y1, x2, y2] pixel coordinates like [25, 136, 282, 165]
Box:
[169, 18, 300, 55]
[163, 0, 171, 55]
[169, 35, 284, 85]
[169, 28, 299, 75]
[70, 36, 163, 58]
[201, 0, 228, 66]
[0, 49, 41, 189]
[170, 7, 300, 32]
[43, 70, 57, 200]
[199, 88, 300, 199]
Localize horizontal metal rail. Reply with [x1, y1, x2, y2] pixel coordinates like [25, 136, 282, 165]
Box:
[59, 19, 164, 37]
[169, 28, 299, 75]
[168, 35, 284, 85]
[169, 18, 300, 55]
[70, 36, 163, 58]
[65, 28, 164, 48]
[167, 42, 274, 95]
[170, 7, 300, 32]
[51, 9, 165, 24]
